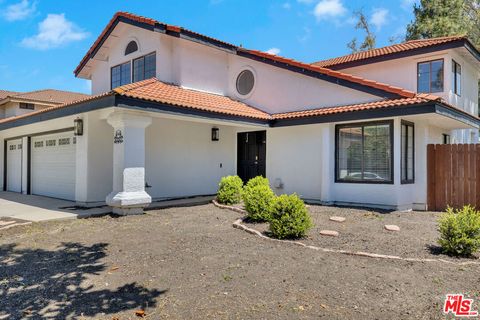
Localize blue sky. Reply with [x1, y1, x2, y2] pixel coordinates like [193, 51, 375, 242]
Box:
[0, 0, 418, 94]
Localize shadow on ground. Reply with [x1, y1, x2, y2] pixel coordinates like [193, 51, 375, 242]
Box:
[0, 242, 165, 319]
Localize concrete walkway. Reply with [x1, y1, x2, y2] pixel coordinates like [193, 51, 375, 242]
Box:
[0, 192, 214, 222]
[0, 192, 110, 222]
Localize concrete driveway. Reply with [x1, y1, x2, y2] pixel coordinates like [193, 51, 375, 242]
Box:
[0, 192, 110, 222]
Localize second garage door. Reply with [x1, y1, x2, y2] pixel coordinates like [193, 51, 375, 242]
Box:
[6, 139, 22, 193]
[31, 132, 76, 201]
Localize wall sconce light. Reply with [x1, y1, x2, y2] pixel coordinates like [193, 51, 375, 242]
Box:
[211, 127, 219, 141]
[74, 118, 84, 136]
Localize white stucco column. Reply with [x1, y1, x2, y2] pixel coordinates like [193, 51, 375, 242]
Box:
[21, 136, 28, 194]
[106, 112, 152, 215]
[75, 115, 88, 205]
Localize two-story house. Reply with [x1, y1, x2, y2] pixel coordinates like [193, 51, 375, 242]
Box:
[0, 12, 479, 214]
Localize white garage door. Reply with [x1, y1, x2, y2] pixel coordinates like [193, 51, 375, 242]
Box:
[6, 139, 22, 193]
[31, 132, 76, 201]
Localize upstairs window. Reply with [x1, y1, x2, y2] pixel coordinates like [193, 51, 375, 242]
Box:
[418, 59, 444, 93]
[111, 61, 131, 89]
[133, 52, 156, 82]
[452, 60, 461, 96]
[19, 102, 34, 110]
[125, 41, 138, 55]
[336, 121, 393, 184]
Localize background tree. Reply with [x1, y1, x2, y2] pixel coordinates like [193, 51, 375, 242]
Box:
[347, 10, 376, 53]
[406, 0, 479, 46]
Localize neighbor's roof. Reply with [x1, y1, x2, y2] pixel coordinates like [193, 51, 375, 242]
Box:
[313, 36, 479, 69]
[0, 89, 89, 105]
[0, 90, 19, 100]
[74, 12, 419, 100]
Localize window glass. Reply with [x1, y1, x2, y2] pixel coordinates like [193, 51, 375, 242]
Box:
[125, 41, 138, 55]
[133, 53, 156, 82]
[452, 60, 461, 95]
[111, 62, 131, 89]
[236, 70, 255, 95]
[401, 122, 414, 183]
[418, 60, 444, 93]
[336, 122, 392, 183]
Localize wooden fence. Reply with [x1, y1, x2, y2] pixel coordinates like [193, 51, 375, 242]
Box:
[427, 144, 480, 211]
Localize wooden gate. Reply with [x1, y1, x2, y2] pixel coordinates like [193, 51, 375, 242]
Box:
[427, 144, 480, 211]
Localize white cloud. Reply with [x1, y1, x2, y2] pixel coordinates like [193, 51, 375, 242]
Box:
[313, 0, 346, 20]
[21, 14, 89, 50]
[265, 48, 281, 55]
[2, 0, 36, 21]
[298, 26, 311, 43]
[282, 2, 291, 9]
[370, 8, 389, 30]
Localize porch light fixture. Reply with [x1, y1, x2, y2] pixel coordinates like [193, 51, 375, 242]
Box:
[211, 127, 219, 141]
[74, 118, 84, 136]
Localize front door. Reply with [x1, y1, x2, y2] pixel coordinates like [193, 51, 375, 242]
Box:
[237, 131, 266, 182]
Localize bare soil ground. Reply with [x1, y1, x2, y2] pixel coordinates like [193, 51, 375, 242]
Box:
[245, 205, 480, 261]
[0, 204, 479, 319]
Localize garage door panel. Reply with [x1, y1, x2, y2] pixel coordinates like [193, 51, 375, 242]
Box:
[6, 139, 22, 193]
[32, 133, 76, 201]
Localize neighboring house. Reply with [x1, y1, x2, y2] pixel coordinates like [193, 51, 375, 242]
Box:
[0, 89, 88, 119]
[0, 12, 479, 213]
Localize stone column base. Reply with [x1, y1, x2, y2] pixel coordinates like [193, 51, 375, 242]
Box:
[106, 191, 151, 216]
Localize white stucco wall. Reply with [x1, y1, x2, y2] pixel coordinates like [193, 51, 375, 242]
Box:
[88, 23, 380, 114]
[340, 49, 480, 143]
[145, 116, 240, 200]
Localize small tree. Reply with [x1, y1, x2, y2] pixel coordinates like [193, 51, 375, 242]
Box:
[347, 10, 376, 53]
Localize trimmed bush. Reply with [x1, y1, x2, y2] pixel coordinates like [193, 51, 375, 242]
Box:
[438, 205, 480, 257]
[244, 176, 270, 190]
[269, 194, 313, 239]
[217, 175, 243, 205]
[243, 184, 276, 222]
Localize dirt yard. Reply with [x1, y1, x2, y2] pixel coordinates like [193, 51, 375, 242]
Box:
[0, 204, 479, 319]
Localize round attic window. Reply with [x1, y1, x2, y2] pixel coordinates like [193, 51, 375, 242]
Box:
[236, 70, 255, 96]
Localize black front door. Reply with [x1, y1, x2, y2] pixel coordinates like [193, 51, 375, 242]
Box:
[237, 131, 266, 182]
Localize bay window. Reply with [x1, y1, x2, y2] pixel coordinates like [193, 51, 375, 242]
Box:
[336, 121, 393, 183]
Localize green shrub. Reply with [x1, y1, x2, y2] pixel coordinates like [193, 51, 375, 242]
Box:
[269, 194, 313, 239]
[438, 205, 480, 257]
[243, 184, 276, 222]
[217, 175, 243, 205]
[244, 176, 270, 190]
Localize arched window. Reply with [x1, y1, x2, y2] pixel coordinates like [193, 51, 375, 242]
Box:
[125, 41, 138, 55]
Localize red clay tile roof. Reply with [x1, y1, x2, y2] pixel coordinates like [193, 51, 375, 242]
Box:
[241, 49, 416, 99]
[113, 78, 271, 119]
[8, 89, 89, 104]
[313, 36, 469, 68]
[74, 12, 416, 99]
[272, 94, 442, 120]
[0, 90, 19, 100]
[74, 12, 236, 76]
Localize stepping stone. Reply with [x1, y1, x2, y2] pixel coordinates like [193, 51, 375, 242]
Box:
[329, 216, 346, 223]
[0, 221, 15, 227]
[384, 224, 400, 231]
[320, 230, 339, 237]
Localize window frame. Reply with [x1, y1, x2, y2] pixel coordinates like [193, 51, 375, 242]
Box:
[417, 58, 444, 94]
[401, 120, 415, 185]
[335, 120, 394, 185]
[110, 61, 132, 90]
[133, 52, 156, 83]
[19, 102, 35, 110]
[452, 59, 462, 96]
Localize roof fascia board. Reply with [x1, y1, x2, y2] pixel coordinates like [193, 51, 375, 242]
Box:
[237, 50, 400, 99]
[115, 96, 269, 126]
[435, 103, 480, 128]
[324, 40, 472, 70]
